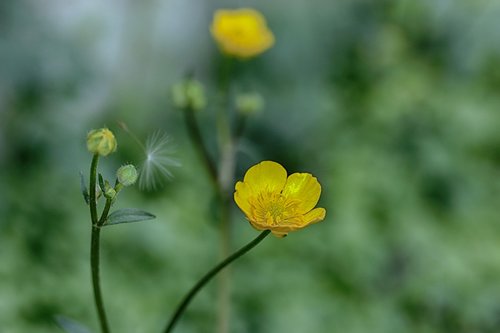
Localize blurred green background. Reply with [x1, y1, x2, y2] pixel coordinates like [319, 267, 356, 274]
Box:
[2, 0, 500, 332]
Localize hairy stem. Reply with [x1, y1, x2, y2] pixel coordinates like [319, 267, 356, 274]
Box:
[162, 230, 271, 333]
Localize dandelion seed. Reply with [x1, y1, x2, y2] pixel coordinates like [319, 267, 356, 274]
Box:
[138, 131, 181, 191]
[118, 121, 180, 191]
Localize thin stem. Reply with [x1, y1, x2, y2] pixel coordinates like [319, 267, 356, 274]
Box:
[234, 114, 248, 142]
[215, 56, 234, 155]
[88, 154, 111, 333]
[89, 154, 99, 225]
[90, 226, 111, 333]
[214, 56, 236, 333]
[162, 230, 271, 333]
[216, 196, 231, 333]
[98, 199, 113, 226]
[183, 106, 218, 188]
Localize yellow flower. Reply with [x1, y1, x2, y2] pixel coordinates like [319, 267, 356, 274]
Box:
[210, 8, 275, 59]
[234, 161, 326, 237]
[86, 128, 117, 156]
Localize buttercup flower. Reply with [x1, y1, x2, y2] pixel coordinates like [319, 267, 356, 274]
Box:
[210, 8, 275, 59]
[87, 128, 117, 156]
[234, 161, 326, 237]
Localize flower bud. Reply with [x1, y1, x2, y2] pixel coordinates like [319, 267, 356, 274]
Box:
[103, 181, 116, 200]
[116, 164, 138, 187]
[171, 79, 206, 111]
[87, 128, 117, 156]
[235, 92, 264, 115]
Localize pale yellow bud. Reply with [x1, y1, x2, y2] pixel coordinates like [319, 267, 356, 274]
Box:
[87, 128, 117, 156]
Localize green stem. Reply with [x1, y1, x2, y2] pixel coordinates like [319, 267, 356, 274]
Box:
[215, 57, 234, 153]
[234, 114, 248, 142]
[88, 154, 111, 333]
[183, 106, 218, 189]
[214, 56, 236, 333]
[162, 230, 271, 333]
[90, 226, 111, 333]
[89, 154, 99, 225]
[216, 196, 231, 333]
[98, 199, 113, 226]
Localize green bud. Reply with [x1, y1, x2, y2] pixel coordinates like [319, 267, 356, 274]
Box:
[171, 79, 206, 111]
[104, 181, 116, 200]
[116, 164, 138, 187]
[235, 92, 264, 115]
[87, 128, 117, 156]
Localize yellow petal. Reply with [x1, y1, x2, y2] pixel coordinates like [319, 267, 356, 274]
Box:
[282, 173, 322, 214]
[271, 230, 288, 238]
[234, 181, 253, 217]
[302, 207, 326, 225]
[243, 161, 287, 194]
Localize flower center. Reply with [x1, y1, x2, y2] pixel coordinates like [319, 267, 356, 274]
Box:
[249, 191, 298, 226]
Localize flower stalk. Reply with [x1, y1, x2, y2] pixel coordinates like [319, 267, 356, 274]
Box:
[89, 154, 99, 225]
[172, 9, 273, 329]
[89, 153, 111, 333]
[182, 105, 218, 188]
[163, 230, 271, 333]
[90, 226, 110, 333]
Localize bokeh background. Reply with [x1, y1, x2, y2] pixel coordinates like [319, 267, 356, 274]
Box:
[2, 0, 500, 332]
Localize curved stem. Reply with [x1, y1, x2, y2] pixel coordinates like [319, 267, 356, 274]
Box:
[88, 154, 111, 333]
[162, 230, 271, 333]
[89, 154, 99, 225]
[91, 226, 111, 333]
[183, 106, 218, 189]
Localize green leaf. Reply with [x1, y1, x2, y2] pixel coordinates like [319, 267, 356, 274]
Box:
[98, 173, 106, 192]
[55, 315, 93, 333]
[104, 208, 156, 226]
[79, 172, 89, 205]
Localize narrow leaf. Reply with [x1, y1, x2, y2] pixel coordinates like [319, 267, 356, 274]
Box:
[98, 173, 105, 192]
[55, 315, 92, 333]
[105, 208, 156, 226]
[79, 172, 89, 205]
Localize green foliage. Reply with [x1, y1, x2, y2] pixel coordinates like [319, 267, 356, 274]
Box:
[105, 209, 156, 226]
[1, 0, 500, 332]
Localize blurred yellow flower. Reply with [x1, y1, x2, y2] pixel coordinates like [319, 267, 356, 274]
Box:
[210, 8, 275, 59]
[234, 161, 326, 237]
